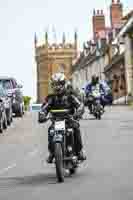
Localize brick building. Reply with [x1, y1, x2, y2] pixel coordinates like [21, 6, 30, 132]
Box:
[92, 0, 123, 41]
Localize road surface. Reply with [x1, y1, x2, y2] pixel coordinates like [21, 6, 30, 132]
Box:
[0, 106, 133, 200]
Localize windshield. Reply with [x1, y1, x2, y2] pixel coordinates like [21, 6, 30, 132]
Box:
[0, 80, 12, 90]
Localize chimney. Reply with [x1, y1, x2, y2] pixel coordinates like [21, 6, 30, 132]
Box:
[74, 30, 78, 50]
[45, 31, 48, 47]
[110, 0, 123, 29]
[62, 32, 66, 45]
[92, 9, 105, 41]
[34, 32, 37, 48]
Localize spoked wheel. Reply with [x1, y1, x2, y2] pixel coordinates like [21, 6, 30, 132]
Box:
[54, 143, 64, 183]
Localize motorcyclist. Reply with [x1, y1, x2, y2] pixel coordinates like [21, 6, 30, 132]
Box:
[85, 75, 107, 113]
[38, 72, 86, 163]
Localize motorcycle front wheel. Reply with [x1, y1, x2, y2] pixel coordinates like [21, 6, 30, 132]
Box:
[54, 143, 64, 183]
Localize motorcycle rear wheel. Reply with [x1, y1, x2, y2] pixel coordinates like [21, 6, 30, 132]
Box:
[54, 143, 64, 183]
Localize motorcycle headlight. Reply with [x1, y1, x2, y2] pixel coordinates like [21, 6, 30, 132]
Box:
[88, 96, 93, 101]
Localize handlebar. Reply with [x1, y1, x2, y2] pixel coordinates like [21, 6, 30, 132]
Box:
[39, 109, 80, 123]
[45, 113, 79, 123]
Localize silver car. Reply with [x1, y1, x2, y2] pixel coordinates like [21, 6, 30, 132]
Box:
[0, 86, 12, 126]
[0, 77, 24, 117]
[0, 87, 9, 133]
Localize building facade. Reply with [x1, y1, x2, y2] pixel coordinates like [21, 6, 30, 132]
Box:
[72, 44, 108, 92]
[104, 11, 133, 103]
[72, 1, 133, 104]
[35, 32, 78, 103]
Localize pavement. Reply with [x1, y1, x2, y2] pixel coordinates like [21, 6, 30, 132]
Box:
[0, 106, 133, 200]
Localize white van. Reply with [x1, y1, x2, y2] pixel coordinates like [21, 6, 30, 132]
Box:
[30, 103, 42, 112]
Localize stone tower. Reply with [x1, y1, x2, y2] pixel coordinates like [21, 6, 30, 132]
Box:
[110, 0, 123, 29]
[35, 32, 78, 103]
[92, 9, 105, 41]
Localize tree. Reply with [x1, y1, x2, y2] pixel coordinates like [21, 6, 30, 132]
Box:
[23, 96, 31, 111]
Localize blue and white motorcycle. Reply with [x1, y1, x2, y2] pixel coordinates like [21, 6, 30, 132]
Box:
[89, 88, 104, 120]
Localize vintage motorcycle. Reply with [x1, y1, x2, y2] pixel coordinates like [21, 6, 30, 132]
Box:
[47, 109, 81, 182]
[88, 90, 104, 120]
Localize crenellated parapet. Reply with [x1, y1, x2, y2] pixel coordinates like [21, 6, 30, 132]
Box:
[35, 31, 78, 54]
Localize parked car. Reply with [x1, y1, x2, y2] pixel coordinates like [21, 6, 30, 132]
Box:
[0, 77, 24, 117]
[0, 87, 8, 133]
[0, 86, 13, 126]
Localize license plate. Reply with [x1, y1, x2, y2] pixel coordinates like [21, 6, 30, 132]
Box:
[55, 121, 65, 131]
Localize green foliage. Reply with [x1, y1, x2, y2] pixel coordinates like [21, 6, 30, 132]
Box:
[127, 93, 133, 106]
[23, 96, 31, 111]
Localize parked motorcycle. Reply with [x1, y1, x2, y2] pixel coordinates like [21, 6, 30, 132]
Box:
[46, 109, 81, 183]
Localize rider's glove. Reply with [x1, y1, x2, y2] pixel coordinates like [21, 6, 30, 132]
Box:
[73, 112, 81, 120]
[38, 111, 47, 123]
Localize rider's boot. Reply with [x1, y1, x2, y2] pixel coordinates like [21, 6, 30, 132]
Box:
[77, 150, 86, 161]
[46, 152, 54, 163]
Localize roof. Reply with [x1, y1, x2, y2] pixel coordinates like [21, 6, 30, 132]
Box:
[72, 42, 109, 73]
[104, 53, 124, 73]
[122, 10, 133, 20]
[0, 76, 16, 80]
[113, 14, 133, 44]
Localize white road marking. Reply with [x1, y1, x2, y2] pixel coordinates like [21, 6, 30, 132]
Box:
[28, 149, 39, 157]
[0, 148, 41, 175]
[0, 163, 17, 175]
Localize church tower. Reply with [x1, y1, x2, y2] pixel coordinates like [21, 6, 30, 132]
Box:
[35, 32, 78, 103]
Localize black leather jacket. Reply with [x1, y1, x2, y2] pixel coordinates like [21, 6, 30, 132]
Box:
[41, 92, 84, 118]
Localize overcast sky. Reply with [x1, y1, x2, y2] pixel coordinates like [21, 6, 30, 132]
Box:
[0, 0, 132, 101]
